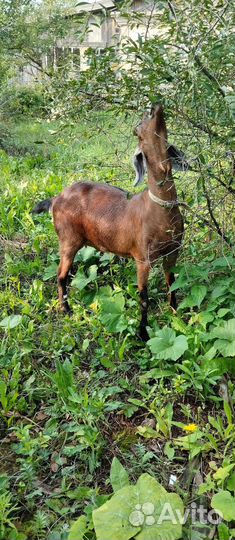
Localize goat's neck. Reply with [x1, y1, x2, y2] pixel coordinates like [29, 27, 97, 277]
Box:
[147, 171, 177, 202]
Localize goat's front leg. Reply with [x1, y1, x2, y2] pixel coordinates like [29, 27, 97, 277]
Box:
[58, 246, 78, 313]
[163, 255, 178, 311]
[136, 260, 150, 342]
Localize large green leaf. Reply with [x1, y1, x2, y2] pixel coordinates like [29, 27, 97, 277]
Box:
[99, 291, 128, 333]
[93, 473, 184, 540]
[179, 284, 207, 309]
[68, 515, 87, 540]
[76, 246, 98, 262]
[43, 262, 57, 281]
[214, 339, 235, 357]
[210, 319, 235, 341]
[202, 357, 235, 376]
[0, 314, 22, 329]
[110, 457, 129, 493]
[148, 328, 188, 361]
[71, 264, 98, 290]
[208, 319, 235, 357]
[170, 266, 209, 292]
[211, 491, 235, 521]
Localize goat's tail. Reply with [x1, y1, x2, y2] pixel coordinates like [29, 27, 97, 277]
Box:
[32, 198, 52, 215]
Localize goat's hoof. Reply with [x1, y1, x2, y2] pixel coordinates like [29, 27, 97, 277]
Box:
[139, 326, 149, 342]
[61, 303, 72, 315]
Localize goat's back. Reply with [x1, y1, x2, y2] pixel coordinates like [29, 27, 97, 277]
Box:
[52, 182, 143, 256]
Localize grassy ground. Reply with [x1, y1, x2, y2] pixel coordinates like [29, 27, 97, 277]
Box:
[0, 113, 235, 540]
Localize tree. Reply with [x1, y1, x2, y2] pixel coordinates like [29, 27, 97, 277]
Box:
[0, 0, 74, 86]
[70, 0, 235, 245]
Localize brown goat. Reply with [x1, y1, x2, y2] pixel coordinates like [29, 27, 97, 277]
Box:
[33, 105, 184, 340]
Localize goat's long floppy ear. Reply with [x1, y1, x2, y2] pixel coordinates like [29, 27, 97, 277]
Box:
[133, 149, 147, 186]
[168, 144, 192, 171]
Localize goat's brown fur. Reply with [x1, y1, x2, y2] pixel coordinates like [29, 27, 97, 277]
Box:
[33, 105, 183, 340]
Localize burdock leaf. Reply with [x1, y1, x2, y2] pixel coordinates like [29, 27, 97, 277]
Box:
[93, 473, 184, 540]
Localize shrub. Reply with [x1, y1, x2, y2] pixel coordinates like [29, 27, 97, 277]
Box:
[0, 85, 49, 118]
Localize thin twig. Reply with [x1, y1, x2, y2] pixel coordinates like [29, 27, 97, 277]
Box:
[201, 178, 232, 247]
[194, 55, 225, 98]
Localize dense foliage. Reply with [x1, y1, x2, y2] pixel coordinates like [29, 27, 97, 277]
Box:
[0, 1, 235, 539]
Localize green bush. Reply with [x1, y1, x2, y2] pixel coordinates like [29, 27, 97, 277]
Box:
[0, 85, 49, 118]
[0, 121, 10, 150]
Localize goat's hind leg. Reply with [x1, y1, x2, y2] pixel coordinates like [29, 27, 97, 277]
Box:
[58, 243, 81, 313]
[136, 260, 150, 342]
[163, 254, 178, 311]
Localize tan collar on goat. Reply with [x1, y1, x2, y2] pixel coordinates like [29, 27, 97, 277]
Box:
[148, 189, 192, 211]
[148, 189, 180, 208]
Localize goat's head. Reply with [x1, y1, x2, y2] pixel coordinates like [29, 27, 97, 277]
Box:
[133, 104, 170, 186]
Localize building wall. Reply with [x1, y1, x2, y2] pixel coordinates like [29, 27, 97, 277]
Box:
[20, 1, 159, 81]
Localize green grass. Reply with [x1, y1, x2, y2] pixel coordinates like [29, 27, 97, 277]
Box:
[0, 113, 235, 540]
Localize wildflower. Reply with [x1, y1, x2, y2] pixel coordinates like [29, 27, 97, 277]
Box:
[183, 423, 198, 433]
[90, 301, 98, 312]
